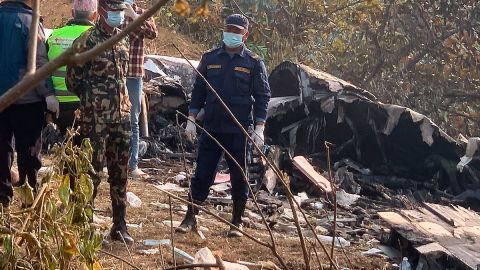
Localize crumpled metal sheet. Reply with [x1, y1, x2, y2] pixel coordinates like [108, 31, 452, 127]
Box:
[266, 61, 463, 187]
[144, 55, 199, 95]
[268, 61, 456, 146]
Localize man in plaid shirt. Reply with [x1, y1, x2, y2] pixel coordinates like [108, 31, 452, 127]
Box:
[122, 0, 157, 178]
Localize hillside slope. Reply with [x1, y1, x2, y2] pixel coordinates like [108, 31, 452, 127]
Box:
[40, 0, 205, 59]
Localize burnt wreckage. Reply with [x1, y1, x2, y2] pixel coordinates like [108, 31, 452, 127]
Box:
[143, 57, 479, 206]
[142, 57, 480, 269]
[38, 55, 480, 269]
[46, 54, 479, 206]
[265, 61, 479, 206]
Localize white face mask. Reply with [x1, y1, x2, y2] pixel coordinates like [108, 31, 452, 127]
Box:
[104, 10, 125, 28]
[223, 32, 244, 48]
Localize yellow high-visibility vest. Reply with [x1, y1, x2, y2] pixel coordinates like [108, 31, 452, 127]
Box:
[47, 24, 91, 103]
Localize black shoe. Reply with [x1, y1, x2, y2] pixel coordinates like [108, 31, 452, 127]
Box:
[0, 197, 10, 209]
[175, 203, 198, 233]
[227, 223, 244, 237]
[227, 199, 247, 238]
[110, 227, 134, 245]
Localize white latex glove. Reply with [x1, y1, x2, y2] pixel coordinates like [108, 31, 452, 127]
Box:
[45, 95, 59, 118]
[457, 156, 473, 172]
[125, 4, 140, 20]
[252, 124, 265, 148]
[185, 116, 197, 141]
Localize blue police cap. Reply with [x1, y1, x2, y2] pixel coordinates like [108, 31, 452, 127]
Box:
[99, 0, 127, 10]
[225, 14, 249, 30]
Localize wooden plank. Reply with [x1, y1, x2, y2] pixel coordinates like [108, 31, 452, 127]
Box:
[378, 212, 411, 225]
[292, 156, 333, 194]
[417, 222, 452, 237]
[399, 210, 454, 237]
[423, 202, 461, 227]
[453, 226, 480, 238]
[378, 212, 432, 245]
[380, 204, 480, 270]
[416, 242, 450, 255]
[453, 205, 480, 221]
[445, 243, 480, 270]
[424, 203, 480, 227]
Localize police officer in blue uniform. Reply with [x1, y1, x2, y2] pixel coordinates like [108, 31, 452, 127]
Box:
[177, 14, 271, 237]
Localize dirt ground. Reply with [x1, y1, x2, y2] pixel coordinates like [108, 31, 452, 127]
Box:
[35, 1, 393, 269]
[92, 161, 392, 270]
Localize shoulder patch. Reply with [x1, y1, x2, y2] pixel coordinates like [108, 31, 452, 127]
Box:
[204, 47, 220, 54]
[245, 49, 261, 60]
[234, 66, 251, 74]
[207, 64, 222, 69]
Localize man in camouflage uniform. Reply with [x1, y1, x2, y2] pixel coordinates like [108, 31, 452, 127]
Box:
[66, 0, 133, 244]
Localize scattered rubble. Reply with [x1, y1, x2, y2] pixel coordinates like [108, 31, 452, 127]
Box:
[379, 203, 480, 270]
[142, 239, 195, 263]
[39, 55, 480, 269]
[265, 61, 478, 205]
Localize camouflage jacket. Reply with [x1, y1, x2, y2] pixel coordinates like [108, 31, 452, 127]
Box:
[66, 22, 130, 124]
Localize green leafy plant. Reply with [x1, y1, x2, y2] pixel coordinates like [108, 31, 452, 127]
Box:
[0, 128, 103, 270]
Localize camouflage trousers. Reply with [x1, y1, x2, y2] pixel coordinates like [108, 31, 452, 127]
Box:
[79, 120, 131, 229]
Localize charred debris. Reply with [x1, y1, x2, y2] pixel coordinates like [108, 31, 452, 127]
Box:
[42, 55, 480, 269]
[142, 57, 479, 210]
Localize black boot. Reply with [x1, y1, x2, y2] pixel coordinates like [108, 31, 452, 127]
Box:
[110, 226, 134, 245]
[110, 188, 134, 245]
[0, 196, 10, 209]
[110, 205, 134, 245]
[176, 201, 199, 233]
[227, 199, 247, 237]
[91, 176, 100, 210]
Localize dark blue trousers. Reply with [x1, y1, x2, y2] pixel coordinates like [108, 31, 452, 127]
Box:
[190, 132, 249, 203]
[0, 102, 45, 204]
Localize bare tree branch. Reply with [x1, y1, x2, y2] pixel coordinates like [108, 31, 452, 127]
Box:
[99, 250, 142, 270]
[27, 0, 40, 74]
[404, 28, 463, 71]
[230, 0, 272, 42]
[173, 44, 339, 270]
[444, 90, 480, 100]
[162, 263, 219, 270]
[155, 188, 272, 249]
[176, 111, 290, 270]
[0, 0, 170, 112]
[284, 179, 311, 269]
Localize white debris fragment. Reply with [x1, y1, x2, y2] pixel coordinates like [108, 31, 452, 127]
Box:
[193, 247, 249, 270]
[138, 248, 160, 255]
[336, 189, 360, 208]
[126, 191, 142, 208]
[174, 173, 187, 182]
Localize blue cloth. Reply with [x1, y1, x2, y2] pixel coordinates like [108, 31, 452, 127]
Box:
[189, 45, 271, 133]
[0, 1, 31, 97]
[127, 77, 142, 170]
[0, 1, 53, 103]
[190, 132, 250, 202]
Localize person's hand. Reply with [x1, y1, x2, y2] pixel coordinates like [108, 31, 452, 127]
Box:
[185, 116, 197, 142]
[457, 156, 472, 172]
[45, 112, 53, 124]
[252, 124, 265, 148]
[125, 4, 140, 20]
[45, 95, 59, 118]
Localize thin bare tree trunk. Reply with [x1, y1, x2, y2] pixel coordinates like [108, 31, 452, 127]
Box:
[27, 0, 40, 74]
